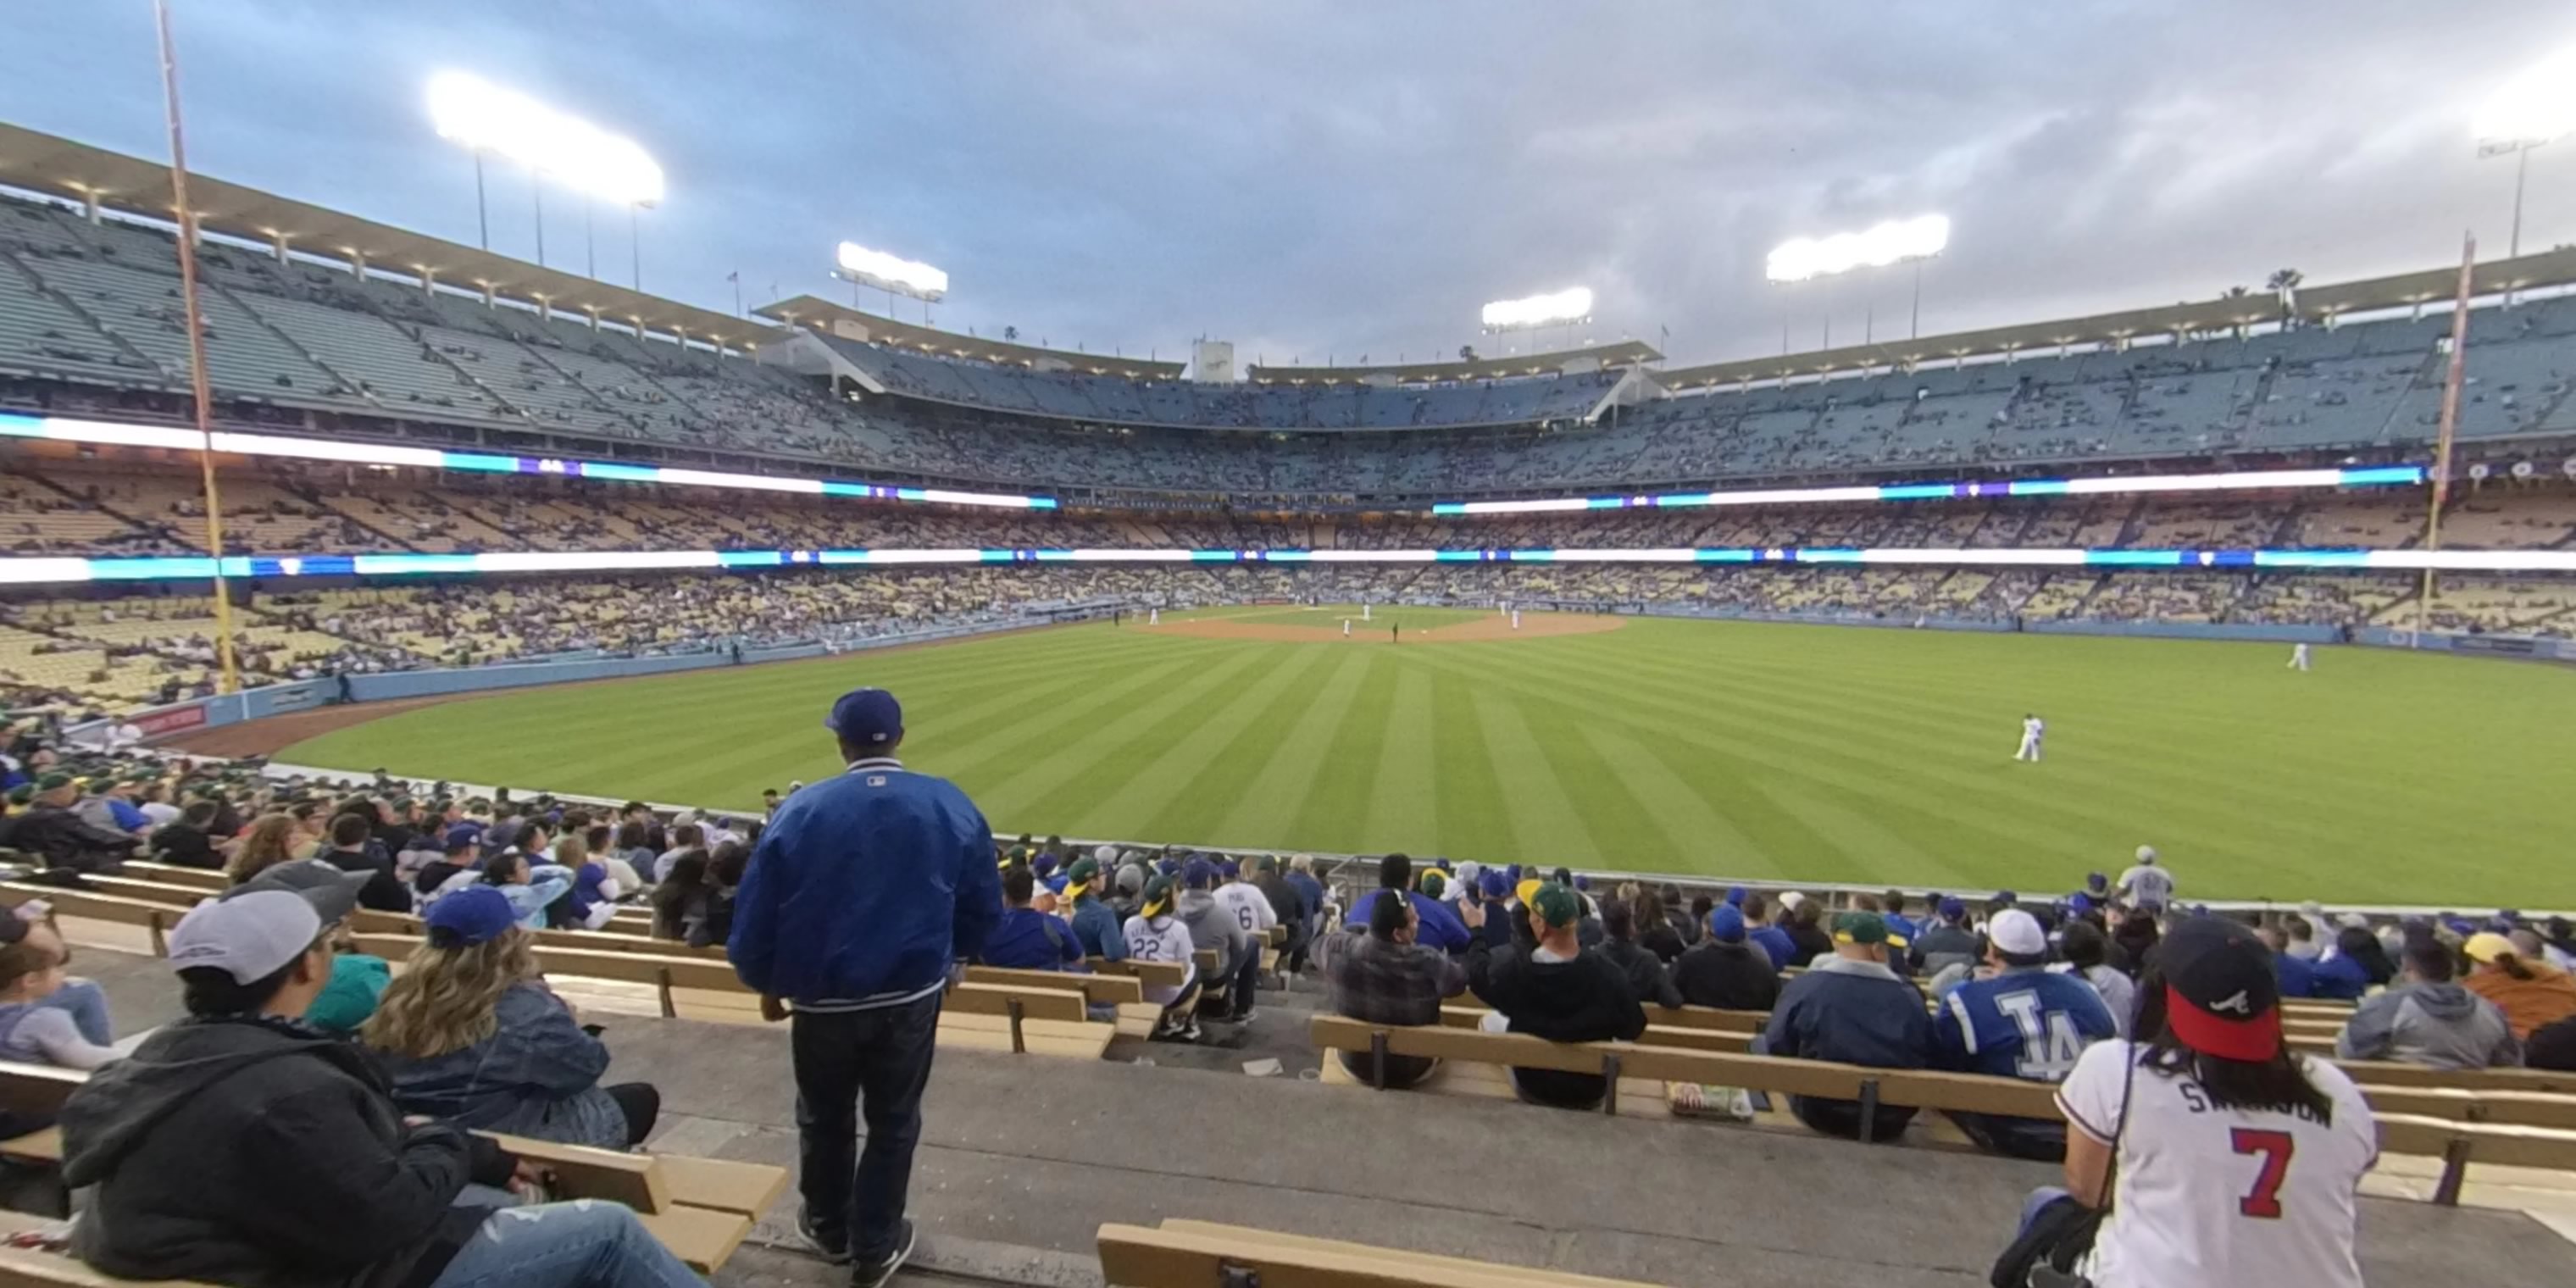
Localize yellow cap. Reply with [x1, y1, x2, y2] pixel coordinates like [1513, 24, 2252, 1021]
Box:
[2463, 932, 2518, 963]
[1515, 879, 1544, 908]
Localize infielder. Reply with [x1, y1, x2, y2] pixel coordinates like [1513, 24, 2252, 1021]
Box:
[2013, 713, 2045, 763]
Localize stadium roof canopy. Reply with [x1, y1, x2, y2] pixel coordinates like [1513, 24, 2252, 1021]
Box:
[754, 295, 1185, 380]
[0, 122, 774, 353]
[1656, 246, 2576, 389]
[1245, 341, 1664, 386]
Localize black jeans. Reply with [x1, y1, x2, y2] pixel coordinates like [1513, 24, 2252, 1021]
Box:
[605, 1082, 660, 1148]
[791, 991, 942, 1263]
[1228, 941, 1263, 1016]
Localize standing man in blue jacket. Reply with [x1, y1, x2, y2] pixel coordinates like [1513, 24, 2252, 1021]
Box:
[730, 687, 999, 1288]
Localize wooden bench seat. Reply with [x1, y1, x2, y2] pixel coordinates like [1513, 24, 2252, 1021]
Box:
[1099, 1218, 1666, 1288]
[1309, 1014, 2576, 1206]
[0, 1067, 785, 1276]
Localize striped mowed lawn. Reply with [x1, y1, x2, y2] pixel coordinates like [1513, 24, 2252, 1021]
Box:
[279, 613, 2576, 906]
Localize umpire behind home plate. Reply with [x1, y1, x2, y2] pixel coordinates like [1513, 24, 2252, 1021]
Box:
[730, 686, 1001, 1288]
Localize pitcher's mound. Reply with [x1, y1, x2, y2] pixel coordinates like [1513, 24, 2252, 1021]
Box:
[1151, 612, 1626, 645]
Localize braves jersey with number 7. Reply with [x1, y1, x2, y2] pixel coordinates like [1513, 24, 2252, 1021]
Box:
[2055, 1040, 2377, 1288]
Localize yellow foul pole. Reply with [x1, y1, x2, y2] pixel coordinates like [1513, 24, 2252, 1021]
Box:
[153, 0, 240, 695]
[2414, 233, 2475, 643]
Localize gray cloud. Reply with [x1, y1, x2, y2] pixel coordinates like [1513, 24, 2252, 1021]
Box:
[5, 1, 2570, 371]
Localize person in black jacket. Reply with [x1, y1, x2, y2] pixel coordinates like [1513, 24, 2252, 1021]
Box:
[1596, 901, 1684, 1009]
[145, 801, 220, 870]
[1672, 905, 1782, 1012]
[1633, 892, 1686, 965]
[0, 774, 137, 879]
[318, 812, 411, 913]
[58, 885, 699, 1288]
[1461, 882, 1647, 1109]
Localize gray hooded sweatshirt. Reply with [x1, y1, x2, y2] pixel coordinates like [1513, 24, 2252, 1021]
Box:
[1177, 888, 1249, 974]
[2335, 981, 2521, 1070]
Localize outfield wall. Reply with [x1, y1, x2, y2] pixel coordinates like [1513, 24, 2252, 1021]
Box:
[75, 617, 1051, 744]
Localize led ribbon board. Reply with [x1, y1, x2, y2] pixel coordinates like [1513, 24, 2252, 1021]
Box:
[1431, 466, 2427, 514]
[0, 544, 2567, 586]
[1, 413, 2418, 519]
[0, 413, 1057, 511]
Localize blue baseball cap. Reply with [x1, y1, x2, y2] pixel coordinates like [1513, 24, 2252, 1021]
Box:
[1707, 904, 1746, 943]
[1183, 858, 1218, 889]
[1478, 871, 1510, 900]
[1937, 897, 1967, 921]
[1219, 859, 1240, 880]
[442, 824, 483, 852]
[2085, 871, 2108, 893]
[824, 687, 903, 747]
[425, 886, 515, 947]
[1993, 890, 2018, 906]
[1724, 886, 1746, 908]
[2068, 892, 2095, 914]
[1574, 874, 1591, 891]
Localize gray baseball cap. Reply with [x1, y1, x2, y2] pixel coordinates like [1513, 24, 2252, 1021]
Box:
[223, 858, 373, 927]
[169, 890, 322, 984]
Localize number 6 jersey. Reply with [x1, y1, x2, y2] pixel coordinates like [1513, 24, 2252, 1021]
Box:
[2054, 1039, 2378, 1288]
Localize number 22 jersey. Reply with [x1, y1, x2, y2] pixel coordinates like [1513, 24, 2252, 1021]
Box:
[2055, 1039, 2378, 1288]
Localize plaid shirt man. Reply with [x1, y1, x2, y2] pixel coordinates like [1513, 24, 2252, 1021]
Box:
[1317, 924, 1467, 1028]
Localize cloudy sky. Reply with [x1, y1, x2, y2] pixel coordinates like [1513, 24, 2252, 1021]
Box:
[6, 2, 2571, 371]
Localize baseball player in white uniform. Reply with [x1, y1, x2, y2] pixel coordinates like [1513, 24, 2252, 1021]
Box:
[2014, 713, 2046, 763]
[2288, 642, 2312, 671]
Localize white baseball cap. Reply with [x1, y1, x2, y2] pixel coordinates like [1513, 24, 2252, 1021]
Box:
[2135, 845, 2158, 863]
[1988, 908, 2048, 959]
[168, 890, 321, 984]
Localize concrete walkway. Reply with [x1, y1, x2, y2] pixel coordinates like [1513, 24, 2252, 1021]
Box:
[69, 950, 2576, 1287]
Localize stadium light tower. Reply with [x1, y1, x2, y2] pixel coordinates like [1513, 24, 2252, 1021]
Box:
[835, 242, 948, 321]
[426, 71, 664, 279]
[2474, 46, 2576, 264]
[1765, 214, 1951, 341]
[1480, 286, 1594, 352]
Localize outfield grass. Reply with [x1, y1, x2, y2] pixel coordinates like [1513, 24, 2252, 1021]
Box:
[278, 614, 2576, 906]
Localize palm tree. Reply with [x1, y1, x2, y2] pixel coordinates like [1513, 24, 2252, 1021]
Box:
[2265, 269, 2304, 320]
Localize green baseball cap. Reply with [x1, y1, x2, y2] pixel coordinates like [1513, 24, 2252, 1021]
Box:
[33, 773, 70, 793]
[1530, 882, 1581, 929]
[1832, 911, 1903, 947]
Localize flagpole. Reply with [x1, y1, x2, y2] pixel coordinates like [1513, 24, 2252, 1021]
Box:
[153, 0, 240, 697]
[2415, 231, 2476, 643]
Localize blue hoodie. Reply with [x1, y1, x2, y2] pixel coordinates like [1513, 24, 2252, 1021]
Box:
[2308, 951, 2370, 1002]
[730, 757, 1001, 1008]
[980, 907, 1084, 970]
[1344, 889, 1470, 953]
[1748, 924, 1796, 972]
[2272, 949, 2318, 999]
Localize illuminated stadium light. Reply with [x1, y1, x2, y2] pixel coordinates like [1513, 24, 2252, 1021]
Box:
[1480, 287, 1594, 331]
[1430, 465, 2425, 514]
[0, 413, 1055, 511]
[2475, 46, 2576, 264]
[427, 70, 665, 207]
[0, 541, 2568, 587]
[2474, 47, 2576, 152]
[1765, 214, 1950, 284]
[836, 242, 949, 303]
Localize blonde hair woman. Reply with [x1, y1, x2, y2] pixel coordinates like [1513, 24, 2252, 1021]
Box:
[225, 813, 300, 885]
[362, 886, 655, 1148]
